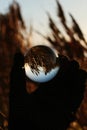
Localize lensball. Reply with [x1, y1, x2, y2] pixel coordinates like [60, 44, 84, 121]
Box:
[24, 45, 60, 83]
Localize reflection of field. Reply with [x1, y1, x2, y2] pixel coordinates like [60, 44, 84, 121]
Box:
[24, 45, 60, 83]
[24, 45, 57, 74]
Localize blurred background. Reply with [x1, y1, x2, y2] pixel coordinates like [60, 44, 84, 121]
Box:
[0, 0, 87, 129]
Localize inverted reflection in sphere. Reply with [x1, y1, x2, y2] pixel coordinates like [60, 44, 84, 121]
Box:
[24, 45, 60, 83]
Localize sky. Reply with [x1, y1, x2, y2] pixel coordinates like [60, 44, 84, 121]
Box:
[0, 0, 87, 44]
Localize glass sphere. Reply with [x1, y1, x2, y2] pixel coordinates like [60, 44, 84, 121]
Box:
[24, 45, 60, 83]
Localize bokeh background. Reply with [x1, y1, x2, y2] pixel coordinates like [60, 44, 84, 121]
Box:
[0, 0, 87, 130]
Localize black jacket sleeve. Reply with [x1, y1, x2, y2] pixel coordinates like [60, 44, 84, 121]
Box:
[62, 59, 87, 113]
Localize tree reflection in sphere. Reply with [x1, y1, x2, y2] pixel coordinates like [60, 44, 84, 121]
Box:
[24, 45, 60, 83]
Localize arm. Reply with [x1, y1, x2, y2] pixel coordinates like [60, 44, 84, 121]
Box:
[66, 60, 87, 114]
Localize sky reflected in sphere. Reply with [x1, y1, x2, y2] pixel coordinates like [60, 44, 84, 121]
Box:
[24, 45, 60, 83]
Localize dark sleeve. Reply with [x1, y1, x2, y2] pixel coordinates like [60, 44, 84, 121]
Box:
[8, 52, 27, 130]
[66, 60, 87, 113]
[54, 56, 87, 123]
